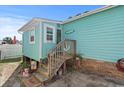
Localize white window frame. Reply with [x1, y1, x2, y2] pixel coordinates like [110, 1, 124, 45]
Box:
[44, 24, 56, 43]
[29, 27, 35, 44]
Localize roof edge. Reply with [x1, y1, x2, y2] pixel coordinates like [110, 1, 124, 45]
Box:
[18, 5, 118, 32]
[63, 5, 118, 24]
[18, 18, 62, 32]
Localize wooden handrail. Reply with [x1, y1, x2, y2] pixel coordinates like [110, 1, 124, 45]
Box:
[48, 39, 65, 53]
[47, 39, 76, 78]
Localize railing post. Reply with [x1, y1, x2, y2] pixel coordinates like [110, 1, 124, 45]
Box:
[63, 62, 66, 74]
[74, 40, 76, 57]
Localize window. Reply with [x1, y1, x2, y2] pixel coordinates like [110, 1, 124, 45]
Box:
[30, 35, 34, 42]
[44, 24, 55, 43]
[29, 29, 35, 44]
[46, 27, 53, 41]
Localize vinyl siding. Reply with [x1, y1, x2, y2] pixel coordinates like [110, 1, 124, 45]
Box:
[41, 22, 63, 58]
[23, 23, 40, 61]
[63, 6, 124, 62]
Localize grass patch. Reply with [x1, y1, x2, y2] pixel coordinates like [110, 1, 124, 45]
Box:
[0, 57, 22, 63]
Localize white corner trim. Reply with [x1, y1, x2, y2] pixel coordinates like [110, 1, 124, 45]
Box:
[39, 22, 42, 60]
[44, 23, 56, 43]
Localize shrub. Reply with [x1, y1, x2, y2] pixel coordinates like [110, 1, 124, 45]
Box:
[76, 53, 83, 60]
[41, 57, 48, 64]
[21, 62, 29, 68]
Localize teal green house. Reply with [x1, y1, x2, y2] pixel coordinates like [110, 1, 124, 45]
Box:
[18, 5, 124, 64]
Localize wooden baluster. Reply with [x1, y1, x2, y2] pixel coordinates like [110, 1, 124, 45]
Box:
[52, 53, 54, 76]
[62, 43, 63, 62]
[51, 54, 54, 77]
[53, 49, 55, 75]
[59, 45, 61, 64]
[59, 44, 62, 64]
[70, 41, 72, 55]
[59, 45, 60, 59]
[51, 54, 53, 77]
[56, 47, 58, 73]
[56, 47, 58, 68]
[48, 54, 51, 77]
[57, 46, 59, 67]
[57, 45, 60, 66]
[55, 48, 57, 70]
[52, 54, 54, 76]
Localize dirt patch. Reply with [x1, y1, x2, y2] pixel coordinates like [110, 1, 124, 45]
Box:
[80, 59, 124, 80]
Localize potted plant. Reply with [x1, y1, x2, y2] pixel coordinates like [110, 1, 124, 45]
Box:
[20, 62, 29, 77]
[75, 53, 83, 69]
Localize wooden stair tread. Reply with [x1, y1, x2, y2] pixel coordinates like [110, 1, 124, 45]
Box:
[41, 63, 48, 70]
[37, 68, 49, 77]
[38, 67, 48, 72]
[21, 76, 42, 87]
[33, 73, 49, 82]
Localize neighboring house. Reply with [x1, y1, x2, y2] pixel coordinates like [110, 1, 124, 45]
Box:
[0, 40, 7, 45]
[16, 40, 22, 45]
[18, 5, 124, 79]
[0, 40, 2, 45]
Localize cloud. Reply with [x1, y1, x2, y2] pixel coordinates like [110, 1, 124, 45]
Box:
[0, 14, 30, 40]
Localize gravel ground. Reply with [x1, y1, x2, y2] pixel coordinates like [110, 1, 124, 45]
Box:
[3, 67, 124, 87]
[47, 71, 124, 87]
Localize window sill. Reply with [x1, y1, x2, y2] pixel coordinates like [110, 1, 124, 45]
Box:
[45, 41, 55, 43]
[29, 41, 35, 44]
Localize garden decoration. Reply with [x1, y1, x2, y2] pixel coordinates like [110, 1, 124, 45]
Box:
[21, 62, 29, 77]
[64, 42, 71, 52]
[116, 58, 124, 72]
[75, 54, 83, 70]
[31, 61, 37, 70]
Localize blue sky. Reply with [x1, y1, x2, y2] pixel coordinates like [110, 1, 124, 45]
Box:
[0, 5, 103, 40]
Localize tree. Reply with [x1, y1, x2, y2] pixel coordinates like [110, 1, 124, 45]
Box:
[3, 37, 13, 44]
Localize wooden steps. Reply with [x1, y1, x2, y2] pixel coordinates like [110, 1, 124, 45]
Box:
[21, 76, 42, 87]
[33, 73, 48, 82]
[48, 40, 76, 78]
[32, 67, 49, 86]
[41, 63, 48, 70]
[37, 68, 49, 78]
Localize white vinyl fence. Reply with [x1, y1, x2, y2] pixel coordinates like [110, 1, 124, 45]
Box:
[0, 44, 22, 60]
